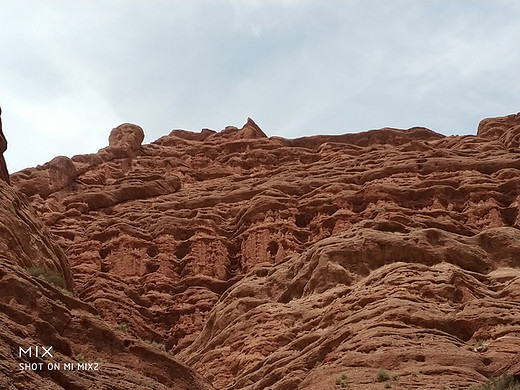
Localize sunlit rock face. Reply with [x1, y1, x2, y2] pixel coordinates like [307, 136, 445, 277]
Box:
[4, 113, 520, 389]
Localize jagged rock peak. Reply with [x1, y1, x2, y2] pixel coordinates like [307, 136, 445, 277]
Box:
[162, 118, 268, 144]
[241, 117, 268, 138]
[210, 117, 268, 141]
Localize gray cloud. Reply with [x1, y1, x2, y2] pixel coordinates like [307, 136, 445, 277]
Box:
[1, 0, 519, 172]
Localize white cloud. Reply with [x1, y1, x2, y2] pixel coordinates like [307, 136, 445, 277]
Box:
[1, 0, 519, 172]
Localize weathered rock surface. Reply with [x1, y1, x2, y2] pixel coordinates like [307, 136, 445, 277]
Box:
[0, 180, 214, 390]
[0, 179, 73, 290]
[180, 225, 520, 390]
[5, 112, 520, 389]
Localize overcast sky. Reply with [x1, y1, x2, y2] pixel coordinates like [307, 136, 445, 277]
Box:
[1, 0, 519, 173]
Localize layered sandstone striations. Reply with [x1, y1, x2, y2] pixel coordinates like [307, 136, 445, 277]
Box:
[180, 226, 520, 389]
[0, 179, 215, 390]
[6, 113, 520, 389]
[0, 134, 215, 388]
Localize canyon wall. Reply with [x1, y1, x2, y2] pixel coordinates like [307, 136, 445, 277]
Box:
[1, 113, 519, 389]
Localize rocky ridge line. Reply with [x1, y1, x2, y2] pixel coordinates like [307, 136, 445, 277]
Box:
[5, 113, 520, 389]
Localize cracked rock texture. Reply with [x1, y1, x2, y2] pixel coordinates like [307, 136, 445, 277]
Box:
[2, 113, 520, 389]
[0, 181, 214, 389]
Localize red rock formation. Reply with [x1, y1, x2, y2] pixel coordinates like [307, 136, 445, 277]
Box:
[0, 180, 73, 289]
[5, 112, 520, 389]
[478, 112, 520, 152]
[0, 107, 10, 184]
[0, 180, 214, 389]
[180, 225, 520, 389]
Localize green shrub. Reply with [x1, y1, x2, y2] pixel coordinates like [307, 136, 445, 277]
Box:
[115, 322, 128, 334]
[74, 353, 103, 364]
[57, 286, 75, 297]
[142, 339, 167, 352]
[469, 374, 520, 390]
[335, 373, 349, 388]
[376, 369, 391, 382]
[27, 266, 65, 288]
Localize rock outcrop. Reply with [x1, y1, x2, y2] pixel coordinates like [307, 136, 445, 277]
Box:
[0, 180, 74, 290]
[477, 113, 520, 152]
[180, 225, 520, 390]
[4, 112, 520, 389]
[0, 107, 10, 184]
[0, 179, 214, 389]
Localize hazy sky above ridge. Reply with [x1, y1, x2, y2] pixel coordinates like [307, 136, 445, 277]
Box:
[1, 0, 519, 172]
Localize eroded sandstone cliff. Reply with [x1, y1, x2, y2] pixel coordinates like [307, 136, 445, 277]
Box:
[0, 118, 214, 389]
[2, 113, 520, 389]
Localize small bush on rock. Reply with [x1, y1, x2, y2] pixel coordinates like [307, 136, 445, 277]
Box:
[469, 374, 520, 390]
[27, 266, 65, 288]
